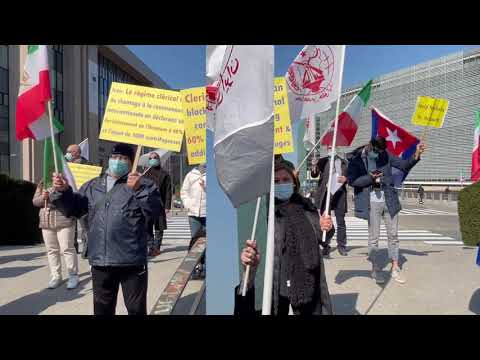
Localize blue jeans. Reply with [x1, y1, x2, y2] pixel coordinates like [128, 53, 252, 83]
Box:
[188, 216, 206, 266]
[188, 216, 206, 243]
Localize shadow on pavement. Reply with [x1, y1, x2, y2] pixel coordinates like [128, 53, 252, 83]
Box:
[0, 265, 44, 279]
[171, 289, 204, 315]
[357, 248, 443, 269]
[331, 293, 361, 315]
[0, 271, 91, 315]
[469, 289, 480, 314]
[334, 269, 388, 288]
[159, 245, 189, 254]
[0, 252, 46, 266]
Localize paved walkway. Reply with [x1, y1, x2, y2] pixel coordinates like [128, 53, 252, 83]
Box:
[0, 215, 194, 315]
[325, 244, 480, 315]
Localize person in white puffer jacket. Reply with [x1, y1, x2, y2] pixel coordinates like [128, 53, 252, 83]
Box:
[181, 164, 207, 277]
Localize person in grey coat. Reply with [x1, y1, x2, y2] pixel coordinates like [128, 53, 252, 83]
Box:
[347, 136, 425, 285]
[51, 143, 162, 315]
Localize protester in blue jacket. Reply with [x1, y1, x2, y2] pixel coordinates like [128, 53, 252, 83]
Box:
[51, 143, 161, 315]
[347, 136, 425, 285]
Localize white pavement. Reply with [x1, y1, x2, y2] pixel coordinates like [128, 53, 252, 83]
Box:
[331, 217, 462, 245]
[399, 208, 456, 216]
[0, 215, 192, 315]
[324, 244, 480, 315]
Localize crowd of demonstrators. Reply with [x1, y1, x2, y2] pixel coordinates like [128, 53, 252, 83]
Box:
[50, 143, 162, 315]
[311, 146, 349, 257]
[234, 158, 333, 316]
[32, 181, 79, 290]
[180, 164, 206, 278]
[347, 136, 425, 285]
[142, 151, 172, 257]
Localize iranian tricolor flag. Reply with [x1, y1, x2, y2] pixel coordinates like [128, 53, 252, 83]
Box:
[472, 111, 480, 182]
[16, 45, 63, 140]
[320, 80, 372, 147]
[43, 137, 77, 191]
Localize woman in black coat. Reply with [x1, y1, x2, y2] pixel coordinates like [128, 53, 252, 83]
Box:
[234, 159, 334, 316]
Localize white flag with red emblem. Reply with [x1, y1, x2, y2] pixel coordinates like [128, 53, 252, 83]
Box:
[207, 45, 274, 207]
[285, 45, 344, 122]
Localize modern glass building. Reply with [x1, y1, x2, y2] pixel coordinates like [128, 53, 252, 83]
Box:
[311, 48, 480, 182]
[3, 45, 189, 192]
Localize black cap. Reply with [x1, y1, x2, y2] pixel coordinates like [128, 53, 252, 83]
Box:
[111, 143, 135, 162]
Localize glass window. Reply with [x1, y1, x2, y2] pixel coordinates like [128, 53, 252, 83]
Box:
[49, 45, 63, 124]
[97, 54, 137, 127]
[0, 45, 7, 69]
[0, 45, 8, 175]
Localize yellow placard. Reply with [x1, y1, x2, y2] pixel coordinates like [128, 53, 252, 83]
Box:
[411, 96, 449, 128]
[99, 82, 184, 151]
[274, 77, 294, 154]
[68, 163, 102, 189]
[181, 87, 206, 165]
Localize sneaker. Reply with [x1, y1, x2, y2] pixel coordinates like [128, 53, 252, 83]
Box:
[337, 246, 348, 256]
[48, 277, 62, 289]
[371, 268, 385, 284]
[67, 275, 79, 290]
[391, 268, 406, 284]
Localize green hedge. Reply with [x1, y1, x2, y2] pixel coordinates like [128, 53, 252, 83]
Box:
[0, 174, 42, 246]
[458, 181, 480, 246]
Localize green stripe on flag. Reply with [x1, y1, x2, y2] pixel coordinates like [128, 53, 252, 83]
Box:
[27, 45, 39, 54]
[358, 80, 373, 104]
[43, 137, 64, 189]
[475, 111, 480, 128]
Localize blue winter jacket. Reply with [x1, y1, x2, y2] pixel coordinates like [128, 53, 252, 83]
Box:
[50, 173, 162, 267]
[347, 148, 420, 220]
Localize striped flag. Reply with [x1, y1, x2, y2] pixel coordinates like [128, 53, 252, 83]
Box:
[371, 108, 419, 186]
[472, 111, 480, 182]
[43, 137, 77, 192]
[208, 45, 274, 208]
[320, 80, 372, 147]
[16, 45, 63, 140]
[79, 138, 89, 161]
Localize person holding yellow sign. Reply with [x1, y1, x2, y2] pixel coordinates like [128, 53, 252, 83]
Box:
[50, 143, 162, 315]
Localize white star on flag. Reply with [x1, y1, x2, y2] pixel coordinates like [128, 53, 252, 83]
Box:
[386, 127, 402, 149]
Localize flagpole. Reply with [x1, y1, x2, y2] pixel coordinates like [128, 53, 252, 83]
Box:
[46, 100, 59, 174]
[297, 136, 324, 170]
[241, 196, 262, 297]
[321, 45, 346, 244]
[261, 154, 275, 315]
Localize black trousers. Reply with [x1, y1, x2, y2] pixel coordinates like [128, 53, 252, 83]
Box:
[91, 265, 148, 315]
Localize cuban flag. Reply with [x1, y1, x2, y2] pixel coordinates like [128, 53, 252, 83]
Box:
[371, 108, 420, 187]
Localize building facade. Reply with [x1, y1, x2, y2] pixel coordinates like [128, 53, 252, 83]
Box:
[2, 45, 189, 191]
[311, 48, 480, 182]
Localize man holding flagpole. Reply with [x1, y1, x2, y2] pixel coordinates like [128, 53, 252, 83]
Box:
[50, 143, 162, 315]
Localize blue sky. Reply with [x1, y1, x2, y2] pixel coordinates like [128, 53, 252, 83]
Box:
[129, 45, 479, 315]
